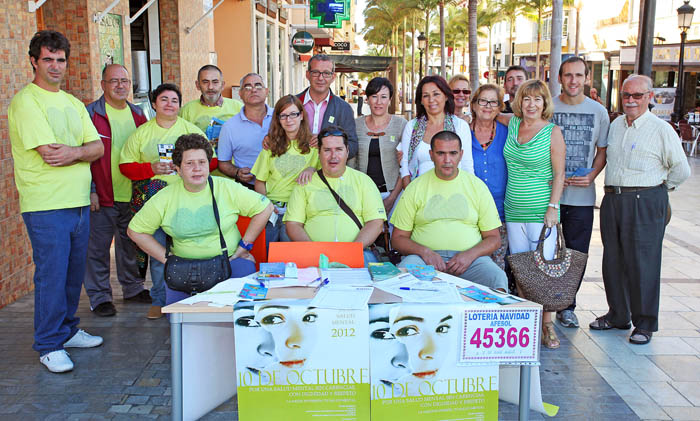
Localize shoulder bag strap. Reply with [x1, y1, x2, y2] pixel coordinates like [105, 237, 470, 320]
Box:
[316, 169, 363, 231]
[165, 176, 227, 258]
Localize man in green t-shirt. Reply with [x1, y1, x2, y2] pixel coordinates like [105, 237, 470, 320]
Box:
[285, 127, 386, 264]
[85, 64, 151, 318]
[179, 65, 243, 141]
[391, 131, 507, 290]
[9, 31, 105, 373]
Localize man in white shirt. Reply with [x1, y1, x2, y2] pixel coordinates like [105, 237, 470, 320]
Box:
[590, 74, 690, 345]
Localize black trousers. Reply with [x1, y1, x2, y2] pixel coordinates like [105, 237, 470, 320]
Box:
[600, 185, 668, 332]
[560, 205, 594, 312]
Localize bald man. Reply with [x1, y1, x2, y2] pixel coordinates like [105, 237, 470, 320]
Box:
[84, 64, 151, 317]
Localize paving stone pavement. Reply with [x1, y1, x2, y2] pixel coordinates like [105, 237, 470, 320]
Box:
[2, 157, 699, 420]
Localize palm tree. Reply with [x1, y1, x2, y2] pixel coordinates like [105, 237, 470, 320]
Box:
[499, 0, 533, 67]
[468, 0, 479, 90]
[522, 0, 572, 79]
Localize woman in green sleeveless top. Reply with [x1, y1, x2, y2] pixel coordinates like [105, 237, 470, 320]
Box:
[499, 80, 566, 349]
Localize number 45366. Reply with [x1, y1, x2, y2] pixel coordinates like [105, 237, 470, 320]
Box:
[470, 327, 530, 348]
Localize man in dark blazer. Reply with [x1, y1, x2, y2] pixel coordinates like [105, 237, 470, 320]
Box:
[296, 54, 358, 158]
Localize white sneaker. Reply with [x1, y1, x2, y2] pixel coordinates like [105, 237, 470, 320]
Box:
[63, 329, 103, 348]
[40, 350, 74, 373]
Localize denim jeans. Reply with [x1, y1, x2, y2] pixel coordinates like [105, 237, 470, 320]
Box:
[398, 250, 508, 291]
[22, 206, 90, 356]
[149, 228, 166, 307]
[264, 218, 290, 252]
[165, 257, 257, 306]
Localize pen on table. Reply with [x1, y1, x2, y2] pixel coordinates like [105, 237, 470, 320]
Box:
[257, 279, 266, 288]
[314, 278, 329, 291]
[399, 287, 438, 292]
[305, 277, 322, 286]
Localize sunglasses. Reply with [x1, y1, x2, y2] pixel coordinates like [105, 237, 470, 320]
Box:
[453, 89, 472, 95]
[319, 129, 345, 140]
[621, 91, 649, 100]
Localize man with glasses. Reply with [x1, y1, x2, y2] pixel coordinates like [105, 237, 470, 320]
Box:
[503, 65, 527, 113]
[179, 65, 243, 135]
[591, 74, 690, 345]
[84, 63, 151, 317]
[285, 126, 385, 264]
[9, 30, 104, 372]
[550, 57, 610, 329]
[390, 131, 507, 291]
[296, 54, 358, 158]
[218, 73, 273, 189]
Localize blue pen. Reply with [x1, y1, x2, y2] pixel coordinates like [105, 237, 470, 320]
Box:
[306, 277, 322, 286]
[258, 279, 266, 288]
[315, 278, 329, 291]
[400, 287, 438, 292]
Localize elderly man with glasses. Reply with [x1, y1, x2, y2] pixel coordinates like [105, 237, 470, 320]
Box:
[85, 63, 151, 317]
[296, 54, 358, 158]
[285, 126, 385, 265]
[218, 72, 273, 189]
[591, 74, 690, 345]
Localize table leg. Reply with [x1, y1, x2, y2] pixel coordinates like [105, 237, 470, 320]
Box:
[171, 314, 183, 421]
[518, 365, 531, 421]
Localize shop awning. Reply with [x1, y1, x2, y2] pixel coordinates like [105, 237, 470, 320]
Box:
[328, 55, 395, 73]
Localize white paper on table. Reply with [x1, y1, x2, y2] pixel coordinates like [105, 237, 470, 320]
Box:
[176, 277, 249, 306]
[321, 268, 373, 286]
[297, 267, 320, 284]
[499, 365, 559, 416]
[373, 272, 463, 303]
[310, 286, 374, 309]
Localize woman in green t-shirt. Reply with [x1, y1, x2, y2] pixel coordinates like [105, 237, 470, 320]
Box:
[252, 95, 318, 249]
[128, 134, 272, 306]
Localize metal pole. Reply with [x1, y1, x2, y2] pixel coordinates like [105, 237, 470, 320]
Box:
[674, 30, 688, 123]
[170, 317, 183, 421]
[635, 0, 656, 76]
[402, 17, 407, 115]
[519, 365, 532, 421]
[419, 50, 424, 80]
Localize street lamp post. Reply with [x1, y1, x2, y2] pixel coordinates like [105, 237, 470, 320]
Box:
[674, 0, 695, 123]
[494, 45, 502, 85]
[418, 32, 427, 80]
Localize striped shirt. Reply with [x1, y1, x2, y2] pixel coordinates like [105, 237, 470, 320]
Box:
[503, 117, 554, 223]
[605, 111, 690, 189]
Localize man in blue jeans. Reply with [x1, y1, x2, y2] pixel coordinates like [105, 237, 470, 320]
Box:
[8, 31, 105, 372]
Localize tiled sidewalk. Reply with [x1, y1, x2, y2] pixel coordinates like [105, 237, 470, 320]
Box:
[0, 158, 697, 420]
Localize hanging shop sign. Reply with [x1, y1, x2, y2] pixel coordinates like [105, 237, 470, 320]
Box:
[310, 0, 351, 29]
[291, 31, 315, 54]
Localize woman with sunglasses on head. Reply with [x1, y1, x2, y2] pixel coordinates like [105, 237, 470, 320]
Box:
[498, 79, 566, 349]
[252, 95, 319, 248]
[352, 77, 407, 214]
[400, 75, 473, 188]
[449, 75, 472, 123]
[470, 84, 509, 270]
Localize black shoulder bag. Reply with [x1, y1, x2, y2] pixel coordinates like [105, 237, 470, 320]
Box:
[316, 170, 363, 230]
[164, 176, 232, 295]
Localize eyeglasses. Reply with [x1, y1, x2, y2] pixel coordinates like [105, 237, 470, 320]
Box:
[476, 98, 499, 108]
[106, 78, 131, 86]
[453, 89, 471, 95]
[621, 91, 650, 100]
[279, 111, 301, 121]
[308, 70, 334, 79]
[242, 83, 265, 91]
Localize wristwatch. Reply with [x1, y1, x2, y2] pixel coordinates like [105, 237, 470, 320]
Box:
[548, 203, 560, 210]
[238, 239, 253, 251]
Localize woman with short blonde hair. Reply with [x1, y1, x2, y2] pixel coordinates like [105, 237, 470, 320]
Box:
[449, 74, 472, 122]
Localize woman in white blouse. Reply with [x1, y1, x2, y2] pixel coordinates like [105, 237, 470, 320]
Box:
[400, 75, 473, 187]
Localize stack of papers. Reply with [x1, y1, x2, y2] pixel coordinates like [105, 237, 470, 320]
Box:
[176, 278, 249, 307]
[321, 268, 373, 286]
[310, 286, 374, 309]
[368, 262, 401, 281]
[373, 273, 463, 303]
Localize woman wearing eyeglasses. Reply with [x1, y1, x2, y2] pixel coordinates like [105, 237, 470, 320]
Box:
[499, 79, 566, 349]
[400, 75, 473, 187]
[470, 84, 509, 270]
[449, 75, 472, 123]
[353, 77, 407, 214]
[252, 95, 319, 248]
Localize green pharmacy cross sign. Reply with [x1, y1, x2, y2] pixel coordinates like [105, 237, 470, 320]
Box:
[310, 0, 350, 29]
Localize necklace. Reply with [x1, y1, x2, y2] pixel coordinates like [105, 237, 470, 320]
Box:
[472, 120, 495, 150]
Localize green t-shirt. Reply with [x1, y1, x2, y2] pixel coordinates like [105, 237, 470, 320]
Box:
[129, 176, 270, 259]
[179, 97, 243, 133]
[284, 167, 387, 242]
[8, 83, 99, 213]
[251, 140, 320, 203]
[119, 117, 206, 183]
[391, 170, 501, 252]
[105, 103, 137, 202]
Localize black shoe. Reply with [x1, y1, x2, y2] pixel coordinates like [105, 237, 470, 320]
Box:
[93, 302, 117, 317]
[629, 328, 653, 345]
[124, 290, 152, 303]
[589, 315, 632, 330]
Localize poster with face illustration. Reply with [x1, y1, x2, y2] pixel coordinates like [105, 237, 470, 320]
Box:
[234, 300, 370, 420]
[369, 303, 498, 420]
